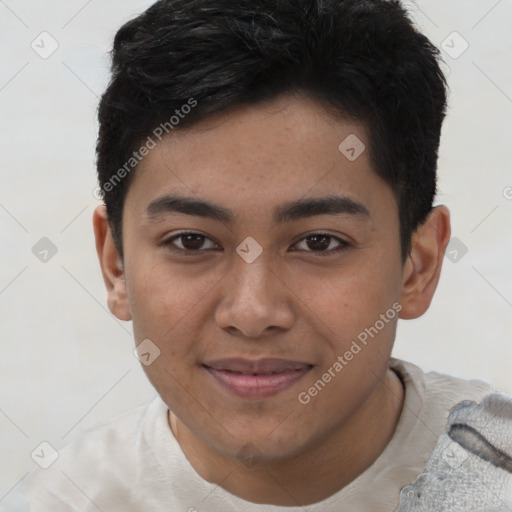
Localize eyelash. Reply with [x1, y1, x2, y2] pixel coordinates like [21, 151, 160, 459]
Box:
[161, 231, 350, 257]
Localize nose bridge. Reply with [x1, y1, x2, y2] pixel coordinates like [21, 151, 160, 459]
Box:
[215, 248, 294, 337]
[229, 248, 275, 306]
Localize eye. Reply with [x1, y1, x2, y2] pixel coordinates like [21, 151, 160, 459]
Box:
[161, 231, 350, 256]
[162, 232, 221, 254]
[292, 233, 350, 256]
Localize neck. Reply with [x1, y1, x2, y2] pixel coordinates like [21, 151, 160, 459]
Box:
[169, 368, 404, 506]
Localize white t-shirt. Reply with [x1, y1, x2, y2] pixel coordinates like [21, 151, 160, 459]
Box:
[4, 359, 496, 511]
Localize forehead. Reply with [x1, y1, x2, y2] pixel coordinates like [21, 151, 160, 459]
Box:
[124, 94, 394, 220]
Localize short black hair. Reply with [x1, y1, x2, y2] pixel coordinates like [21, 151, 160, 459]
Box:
[96, 0, 448, 261]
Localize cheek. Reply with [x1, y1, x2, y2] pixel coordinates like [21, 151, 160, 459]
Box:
[293, 264, 401, 418]
[125, 262, 184, 358]
[125, 256, 221, 368]
[297, 260, 401, 340]
[126, 262, 203, 399]
[126, 254, 188, 326]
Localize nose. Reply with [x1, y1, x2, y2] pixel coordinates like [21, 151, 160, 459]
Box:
[214, 252, 295, 339]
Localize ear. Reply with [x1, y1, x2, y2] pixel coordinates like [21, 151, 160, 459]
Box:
[92, 205, 132, 321]
[399, 205, 451, 319]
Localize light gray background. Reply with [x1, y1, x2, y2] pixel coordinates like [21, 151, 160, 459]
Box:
[1, 0, 511, 500]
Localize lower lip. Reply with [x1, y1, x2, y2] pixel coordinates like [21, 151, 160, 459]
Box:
[203, 365, 312, 399]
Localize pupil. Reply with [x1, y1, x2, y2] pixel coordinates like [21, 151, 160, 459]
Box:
[183, 234, 204, 250]
[307, 235, 330, 251]
[180, 235, 332, 251]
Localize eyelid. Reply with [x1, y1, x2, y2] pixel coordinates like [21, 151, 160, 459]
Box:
[162, 231, 221, 253]
[291, 231, 350, 255]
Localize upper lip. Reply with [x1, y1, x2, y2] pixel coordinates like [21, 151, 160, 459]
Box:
[203, 358, 312, 374]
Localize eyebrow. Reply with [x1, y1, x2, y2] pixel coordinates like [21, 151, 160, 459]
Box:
[145, 193, 370, 225]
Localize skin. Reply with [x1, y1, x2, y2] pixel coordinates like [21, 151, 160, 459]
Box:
[93, 93, 451, 506]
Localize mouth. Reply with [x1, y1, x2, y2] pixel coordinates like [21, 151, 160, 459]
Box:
[202, 358, 313, 400]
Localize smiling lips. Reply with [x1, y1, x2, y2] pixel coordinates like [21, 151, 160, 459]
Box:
[203, 358, 313, 399]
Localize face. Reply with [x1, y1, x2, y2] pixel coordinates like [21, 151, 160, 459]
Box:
[107, 94, 408, 461]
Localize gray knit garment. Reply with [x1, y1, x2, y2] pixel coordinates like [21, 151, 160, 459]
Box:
[396, 392, 512, 511]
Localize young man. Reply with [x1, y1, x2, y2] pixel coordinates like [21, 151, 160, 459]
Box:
[7, 0, 512, 510]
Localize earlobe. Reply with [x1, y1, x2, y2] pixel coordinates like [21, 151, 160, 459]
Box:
[399, 206, 451, 320]
[92, 205, 132, 321]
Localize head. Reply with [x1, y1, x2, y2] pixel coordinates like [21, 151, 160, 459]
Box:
[94, 0, 451, 463]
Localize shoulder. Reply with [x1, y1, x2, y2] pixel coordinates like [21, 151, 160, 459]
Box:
[391, 359, 512, 510]
[53, 396, 163, 468]
[391, 357, 495, 416]
[6, 396, 167, 512]
[397, 391, 512, 510]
